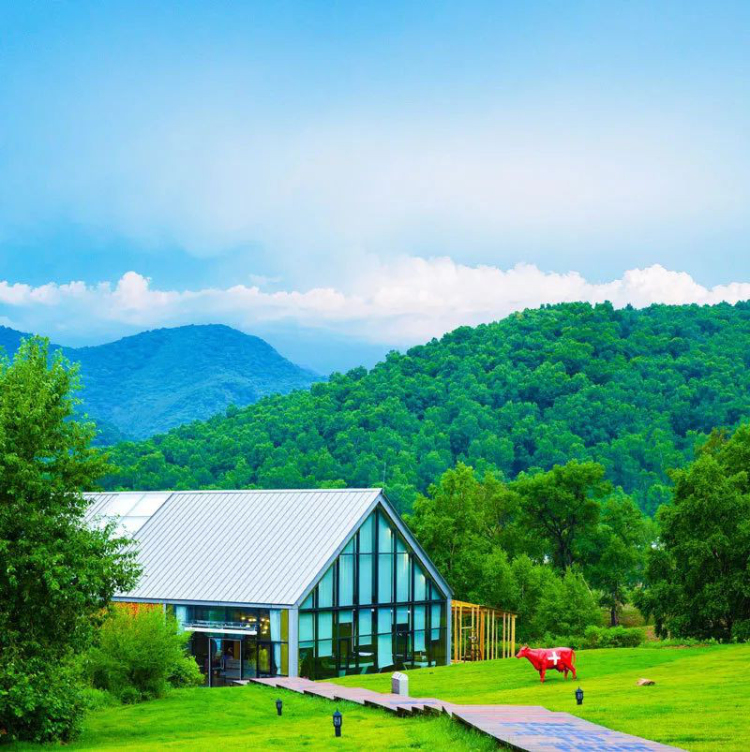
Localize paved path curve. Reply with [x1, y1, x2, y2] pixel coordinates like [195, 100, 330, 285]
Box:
[250, 676, 683, 751]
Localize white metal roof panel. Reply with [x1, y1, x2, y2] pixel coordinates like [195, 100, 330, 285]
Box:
[84, 491, 172, 535]
[86, 489, 383, 606]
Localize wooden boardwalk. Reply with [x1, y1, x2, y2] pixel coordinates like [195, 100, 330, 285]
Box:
[250, 676, 683, 751]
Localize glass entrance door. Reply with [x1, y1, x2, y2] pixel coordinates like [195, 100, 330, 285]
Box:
[394, 628, 411, 669]
[209, 637, 241, 687]
[337, 637, 352, 675]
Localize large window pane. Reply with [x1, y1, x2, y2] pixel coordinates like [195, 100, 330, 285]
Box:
[300, 613, 314, 642]
[414, 563, 427, 601]
[378, 553, 393, 603]
[430, 581, 443, 601]
[270, 610, 282, 642]
[319, 566, 334, 608]
[318, 610, 333, 659]
[396, 606, 410, 630]
[377, 608, 392, 634]
[414, 629, 426, 652]
[318, 611, 333, 641]
[359, 513, 375, 553]
[414, 605, 425, 632]
[357, 607, 375, 671]
[359, 554, 373, 604]
[377, 608, 393, 669]
[396, 553, 410, 602]
[339, 555, 354, 606]
[358, 608, 373, 637]
[431, 604, 442, 640]
[378, 513, 393, 553]
[174, 605, 188, 629]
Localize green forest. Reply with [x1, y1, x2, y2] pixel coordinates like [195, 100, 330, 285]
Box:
[106, 301, 750, 514]
[4, 311, 750, 744]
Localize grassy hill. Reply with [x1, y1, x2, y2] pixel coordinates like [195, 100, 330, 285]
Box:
[0, 324, 320, 441]
[106, 302, 750, 513]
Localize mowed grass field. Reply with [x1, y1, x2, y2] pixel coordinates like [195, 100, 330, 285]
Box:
[14, 646, 750, 750]
[12, 683, 495, 752]
[334, 644, 750, 751]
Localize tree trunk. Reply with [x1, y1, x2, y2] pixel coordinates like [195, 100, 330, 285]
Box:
[610, 606, 619, 627]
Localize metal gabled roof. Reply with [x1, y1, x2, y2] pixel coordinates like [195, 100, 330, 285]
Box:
[86, 488, 383, 606]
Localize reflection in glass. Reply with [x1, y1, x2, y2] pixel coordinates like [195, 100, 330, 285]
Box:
[359, 554, 373, 604]
[339, 554, 354, 606]
[378, 553, 393, 602]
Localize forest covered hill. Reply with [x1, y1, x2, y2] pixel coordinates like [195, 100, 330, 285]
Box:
[0, 324, 320, 441]
[105, 302, 750, 513]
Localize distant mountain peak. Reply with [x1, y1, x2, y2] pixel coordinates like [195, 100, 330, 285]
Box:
[0, 324, 321, 441]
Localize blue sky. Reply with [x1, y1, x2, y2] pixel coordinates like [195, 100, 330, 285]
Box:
[1, 1, 749, 371]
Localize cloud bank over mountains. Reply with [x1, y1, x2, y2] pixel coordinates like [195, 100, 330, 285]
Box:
[2, 259, 750, 348]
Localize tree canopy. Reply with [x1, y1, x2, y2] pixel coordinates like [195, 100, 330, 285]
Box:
[105, 302, 750, 514]
[637, 425, 750, 641]
[406, 460, 643, 640]
[0, 338, 139, 742]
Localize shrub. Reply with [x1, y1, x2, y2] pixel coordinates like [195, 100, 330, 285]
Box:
[651, 637, 719, 648]
[531, 634, 586, 651]
[0, 656, 84, 743]
[584, 625, 645, 648]
[79, 687, 118, 712]
[86, 605, 202, 703]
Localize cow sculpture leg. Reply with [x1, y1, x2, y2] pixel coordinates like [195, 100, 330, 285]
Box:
[539, 665, 546, 683]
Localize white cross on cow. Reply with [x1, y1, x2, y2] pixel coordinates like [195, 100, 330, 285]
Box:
[550, 651, 560, 666]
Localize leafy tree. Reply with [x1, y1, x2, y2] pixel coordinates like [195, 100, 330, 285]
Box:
[406, 464, 496, 597]
[474, 552, 601, 642]
[0, 338, 139, 742]
[637, 426, 750, 641]
[512, 461, 608, 570]
[582, 491, 652, 626]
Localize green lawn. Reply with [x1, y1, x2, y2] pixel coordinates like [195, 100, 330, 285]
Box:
[333, 644, 750, 751]
[14, 646, 749, 750]
[12, 684, 495, 751]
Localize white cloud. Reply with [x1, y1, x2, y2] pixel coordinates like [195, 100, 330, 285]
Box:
[2, 260, 750, 347]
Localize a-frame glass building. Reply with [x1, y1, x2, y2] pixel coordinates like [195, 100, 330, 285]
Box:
[86, 489, 452, 685]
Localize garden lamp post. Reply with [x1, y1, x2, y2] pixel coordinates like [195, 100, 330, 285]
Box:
[575, 687, 584, 706]
[276, 699, 283, 716]
[333, 709, 342, 737]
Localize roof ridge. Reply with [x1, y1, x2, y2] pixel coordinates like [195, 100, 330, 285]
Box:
[89, 488, 382, 495]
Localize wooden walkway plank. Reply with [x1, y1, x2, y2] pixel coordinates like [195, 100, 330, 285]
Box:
[247, 676, 683, 751]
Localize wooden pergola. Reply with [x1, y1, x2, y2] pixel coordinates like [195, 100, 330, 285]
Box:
[451, 599, 516, 662]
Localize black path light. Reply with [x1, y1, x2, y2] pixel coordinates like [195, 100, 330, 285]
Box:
[575, 687, 584, 706]
[333, 709, 342, 737]
[276, 699, 283, 716]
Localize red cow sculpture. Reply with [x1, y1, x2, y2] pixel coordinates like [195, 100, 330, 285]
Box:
[516, 645, 576, 683]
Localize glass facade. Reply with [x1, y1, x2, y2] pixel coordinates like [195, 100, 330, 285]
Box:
[172, 605, 289, 686]
[299, 508, 448, 680]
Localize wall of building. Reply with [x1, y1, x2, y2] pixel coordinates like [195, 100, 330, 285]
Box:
[297, 507, 449, 680]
